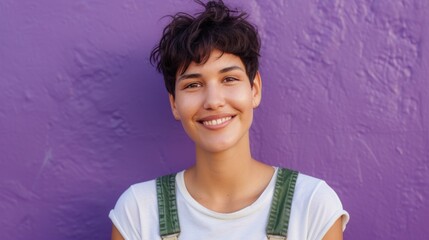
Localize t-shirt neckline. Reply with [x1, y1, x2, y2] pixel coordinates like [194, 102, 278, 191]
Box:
[176, 167, 278, 220]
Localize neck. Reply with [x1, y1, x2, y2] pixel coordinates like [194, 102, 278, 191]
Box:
[184, 133, 274, 213]
[195, 133, 253, 184]
[187, 135, 267, 197]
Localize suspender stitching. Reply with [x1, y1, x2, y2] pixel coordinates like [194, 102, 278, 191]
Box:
[267, 170, 283, 234]
[266, 168, 298, 238]
[157, 168, 298, 239]
[282, 170, 298, 236]
[168, 174, 180, 234]
[157, 174, 180, 238]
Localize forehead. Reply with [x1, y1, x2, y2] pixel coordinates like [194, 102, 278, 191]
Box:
[179, 50, 245, 75]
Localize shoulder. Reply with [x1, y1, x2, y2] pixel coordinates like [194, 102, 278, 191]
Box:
[294, 173, 346, 215]
[109, 179, 159, 239]
[114, 171, 181, 203]
[295, 173, 328, 196]
[290, 173, 349, 239]
[115, 179, 158, 210]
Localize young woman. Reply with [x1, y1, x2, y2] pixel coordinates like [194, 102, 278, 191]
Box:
[109, 1, 349, 239]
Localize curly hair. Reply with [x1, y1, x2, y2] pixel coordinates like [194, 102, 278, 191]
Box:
[150, 0, 261, 97]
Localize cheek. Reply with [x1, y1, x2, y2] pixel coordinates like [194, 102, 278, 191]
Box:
[175, 96, 200, 118]
[226, 88, 254, 107]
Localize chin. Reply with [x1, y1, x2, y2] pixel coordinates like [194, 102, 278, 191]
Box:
[198, 140, 238, 154]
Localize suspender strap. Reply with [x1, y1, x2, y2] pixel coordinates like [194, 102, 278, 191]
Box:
[266, 168, 298, 239]
[155, 168, 297, 239]
[156, 174, 180, 240]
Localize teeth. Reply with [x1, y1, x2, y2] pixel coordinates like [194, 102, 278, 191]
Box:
[202, 116, 232, 126]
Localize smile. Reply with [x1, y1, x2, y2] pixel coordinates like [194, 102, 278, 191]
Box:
[201, 116, 233, 126]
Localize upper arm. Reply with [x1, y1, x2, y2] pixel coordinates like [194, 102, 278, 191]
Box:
[303, 180, 349, 239]
[109, 182, 159, 240]
[111, 224, 125, 240]
[322, 217, 343, 240]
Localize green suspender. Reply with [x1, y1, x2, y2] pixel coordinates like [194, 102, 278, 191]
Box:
[266, 168, 299, 240]
[156, 168, 298, 240]
[156, 174, 180, 240]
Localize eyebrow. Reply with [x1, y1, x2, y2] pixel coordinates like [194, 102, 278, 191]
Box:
[177, 65, 244, 82]
[219, 66, 244, 73]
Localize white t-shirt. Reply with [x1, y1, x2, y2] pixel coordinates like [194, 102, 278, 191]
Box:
[109, 168, 349, 240]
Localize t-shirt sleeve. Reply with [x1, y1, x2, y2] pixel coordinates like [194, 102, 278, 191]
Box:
[307, 181, 350, 240]
[109, 186, 142, 240]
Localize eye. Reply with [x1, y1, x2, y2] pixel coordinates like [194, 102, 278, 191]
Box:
[184, 82, 202, 89]
[223, 77, 239, 83]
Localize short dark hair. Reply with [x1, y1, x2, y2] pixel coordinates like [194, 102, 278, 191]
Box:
[150, 0, 261, 97]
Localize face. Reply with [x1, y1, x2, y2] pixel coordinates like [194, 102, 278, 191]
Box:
[169, 49, 262, 153]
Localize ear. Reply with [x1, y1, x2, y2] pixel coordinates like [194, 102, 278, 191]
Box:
[168, 94, 181, 120]
[251, 71, 262, 108]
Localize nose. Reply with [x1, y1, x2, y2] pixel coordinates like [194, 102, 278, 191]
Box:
[203, 83, 225, 110]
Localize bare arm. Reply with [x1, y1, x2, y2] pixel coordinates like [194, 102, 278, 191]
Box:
[111, 215, 344, 240]
[322, 217, 343, 240]
[111, 225, 125, 240]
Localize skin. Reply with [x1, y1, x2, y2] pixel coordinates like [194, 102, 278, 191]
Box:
[111, 225, 124, 240]
[111, 50, 343, 239]
[170, 50, 273, 213]
[322, 218, 344, 240]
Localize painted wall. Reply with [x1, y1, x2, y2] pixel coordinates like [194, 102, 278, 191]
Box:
[1, 0, 428, 239]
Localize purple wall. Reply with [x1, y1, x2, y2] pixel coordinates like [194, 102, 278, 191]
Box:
[1, 0, 428, 239]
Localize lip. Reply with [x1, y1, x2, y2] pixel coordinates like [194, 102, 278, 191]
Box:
[197, 114, 236, 130]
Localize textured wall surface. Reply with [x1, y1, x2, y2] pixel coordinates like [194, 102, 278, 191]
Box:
[0, 0, 428, 239]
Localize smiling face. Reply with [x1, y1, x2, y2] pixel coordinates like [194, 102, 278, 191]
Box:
[169, 49, 262, 154]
